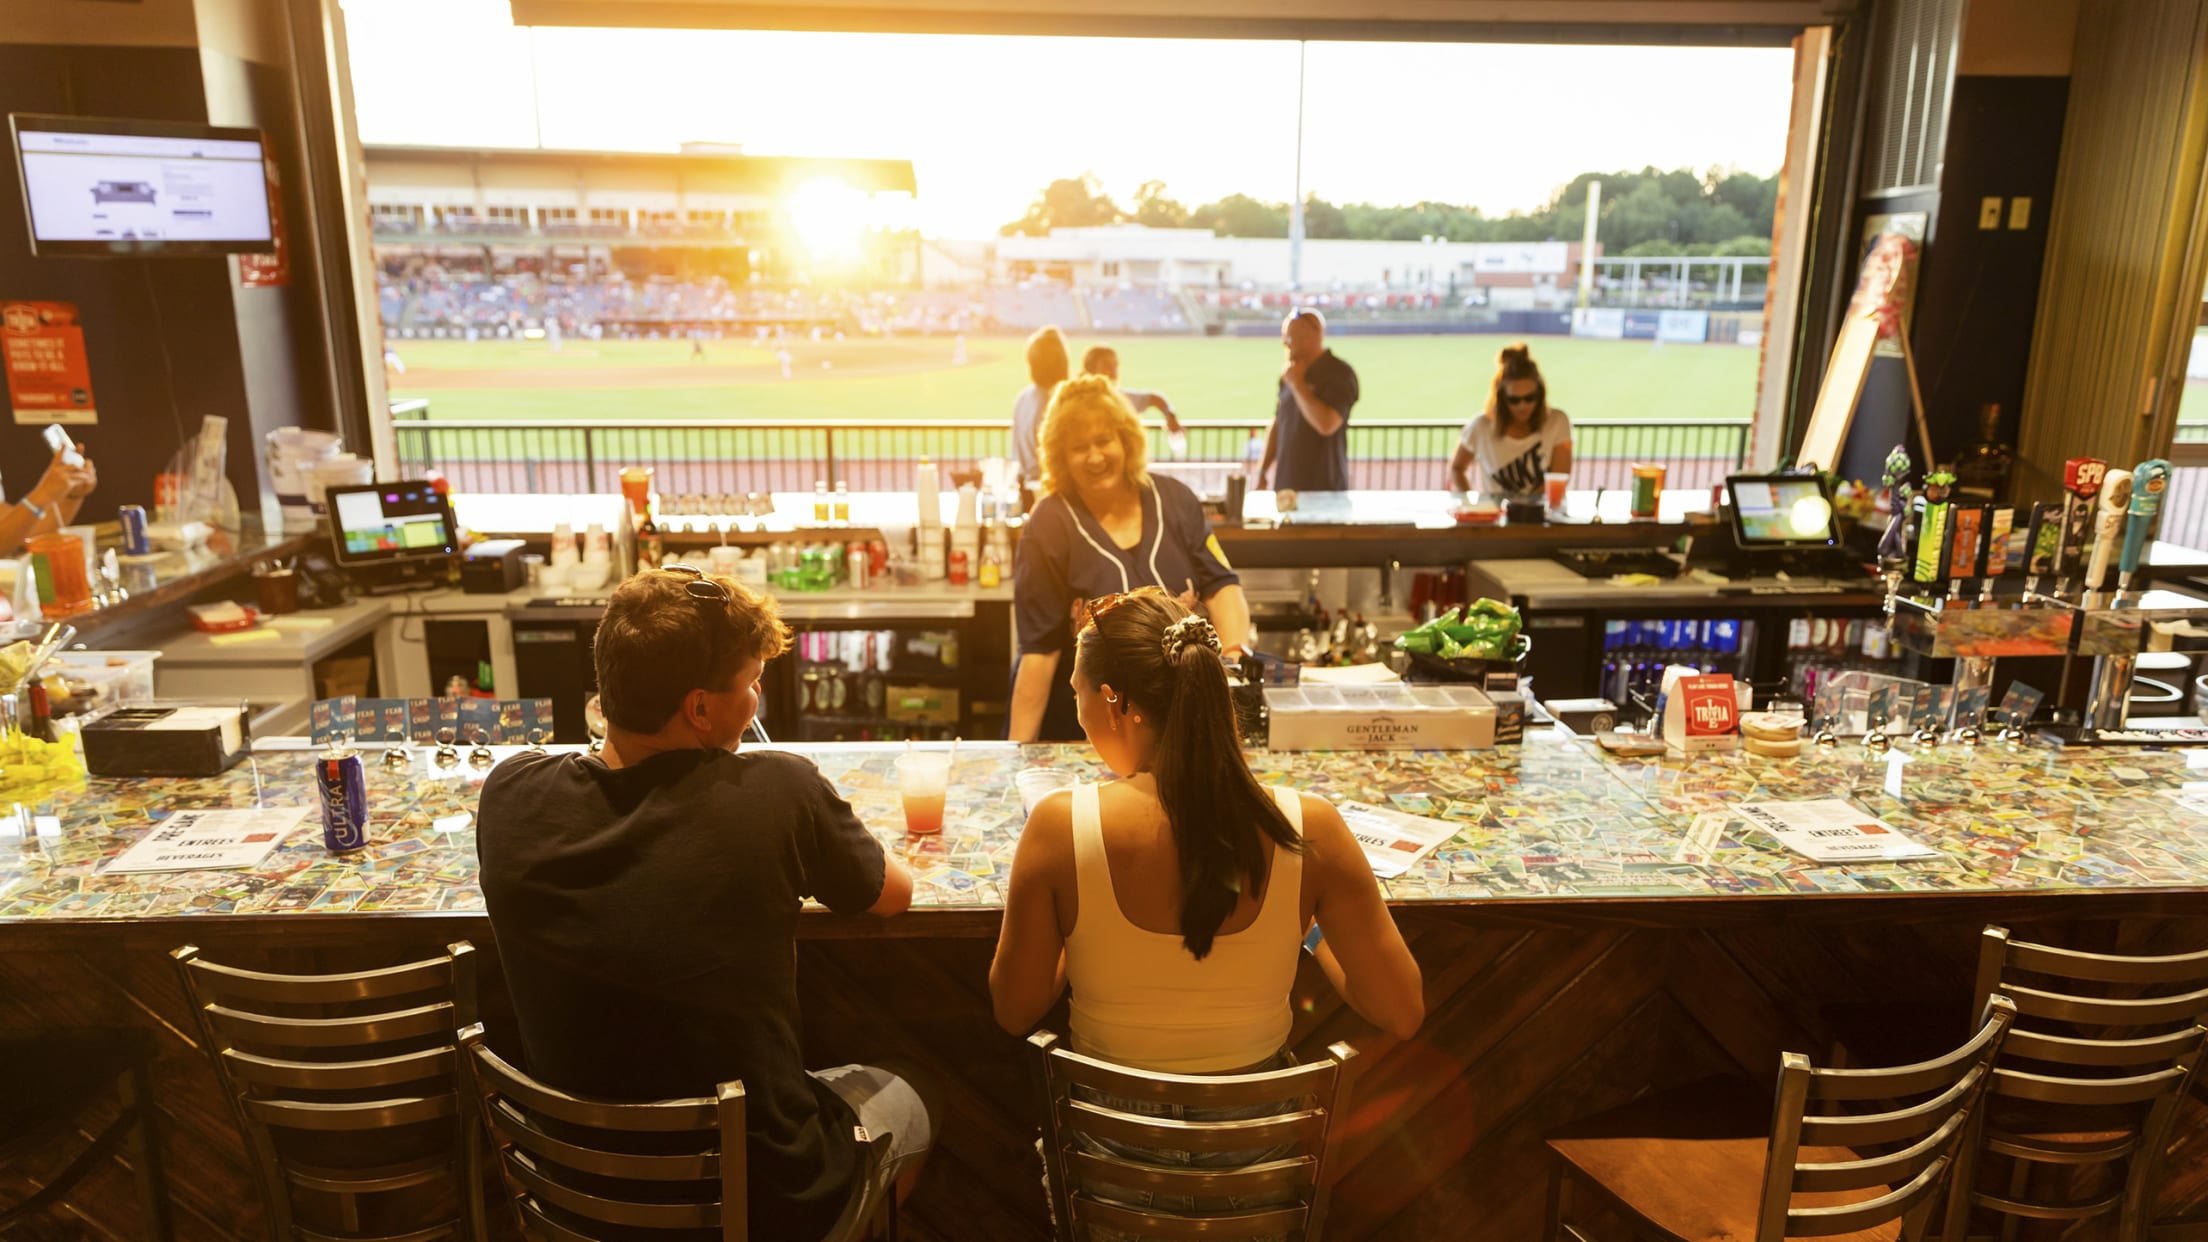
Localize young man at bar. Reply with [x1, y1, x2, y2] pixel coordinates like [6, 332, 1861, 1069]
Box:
[1258, 308, 1360, 493]
[478, 566, 929, 1239]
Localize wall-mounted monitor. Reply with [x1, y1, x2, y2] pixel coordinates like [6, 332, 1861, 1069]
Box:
[9, 114, 274, 257]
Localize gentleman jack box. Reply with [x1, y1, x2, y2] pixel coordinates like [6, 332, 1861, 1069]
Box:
[1663, 673, 1743, 753]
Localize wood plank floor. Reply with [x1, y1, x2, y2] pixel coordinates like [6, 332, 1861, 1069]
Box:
[2, 913, 2202, 1240]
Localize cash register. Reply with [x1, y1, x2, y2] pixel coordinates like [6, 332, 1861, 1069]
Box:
[325, 480, 460, 593]
[1695, 472, 1869, 582]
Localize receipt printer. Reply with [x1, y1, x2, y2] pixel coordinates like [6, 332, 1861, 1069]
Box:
[461, 539, 528, 594]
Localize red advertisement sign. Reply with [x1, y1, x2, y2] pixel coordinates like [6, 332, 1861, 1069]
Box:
[2, 300, 97, 426]
[238, 160, 289, 289]
[1663, 672, 1741, 753]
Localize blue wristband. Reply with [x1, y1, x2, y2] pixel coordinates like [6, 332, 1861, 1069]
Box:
[19, 496, 45, 521]
[1302, 923, 1324, 955]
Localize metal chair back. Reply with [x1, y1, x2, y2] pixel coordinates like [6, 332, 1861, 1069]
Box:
[171, 941, 484, 1242]
[1753, 993, 2015, 1241]
[1028, 1032, 1360, 1242]
[458, 1024, 892, 1242]
[1941, 925, 2208, 1241]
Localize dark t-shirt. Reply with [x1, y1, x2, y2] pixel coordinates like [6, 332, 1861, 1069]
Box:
[1012, 476, 1239, 740]
[477, 747, 888, 1240]
[1272, 350, 1359, 492]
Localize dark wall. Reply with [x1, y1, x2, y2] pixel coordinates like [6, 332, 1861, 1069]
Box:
[1838, 75, 2069, 489]
[0, 44, 265, 517]
[1912, 75, 2068, 470]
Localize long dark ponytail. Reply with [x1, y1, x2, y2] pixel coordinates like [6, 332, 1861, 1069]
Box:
[1075, 593, 1301, 959]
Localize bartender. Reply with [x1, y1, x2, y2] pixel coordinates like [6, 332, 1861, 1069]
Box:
[1448, 342, 1572, 497]
[1, 446, 97, 556]
[1009, 376, 1250, 742]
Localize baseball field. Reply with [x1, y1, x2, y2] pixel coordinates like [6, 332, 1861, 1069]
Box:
[386, 334, 1764, 428]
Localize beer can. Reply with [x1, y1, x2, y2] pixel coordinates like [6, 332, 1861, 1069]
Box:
[846, 545, 870, 590]
[117, 505, 150, 555]
[315, 742, 369, 853]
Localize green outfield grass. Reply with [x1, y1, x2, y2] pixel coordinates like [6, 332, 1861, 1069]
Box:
[388, 333, 1763, 426]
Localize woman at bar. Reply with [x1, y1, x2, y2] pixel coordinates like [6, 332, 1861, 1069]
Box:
[1448, 342, 1573, 498]
[1, 446, 97, 557]
[1011, 325, 1072, 491]
[1007, 376, 1249, 742]
[989, 592, 1422, 1220]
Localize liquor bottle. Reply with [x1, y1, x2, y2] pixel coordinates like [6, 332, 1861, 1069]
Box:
[637, 502, 663, 571]
[1953, 403, 2015, 499]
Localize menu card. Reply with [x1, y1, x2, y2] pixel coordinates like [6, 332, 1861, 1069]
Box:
[1337, 801, 1461, 878]
[104, 808, 309, 874]
[1737, 800, 1940, 863]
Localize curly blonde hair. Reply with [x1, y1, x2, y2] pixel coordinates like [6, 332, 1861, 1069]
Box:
[1039, 374, 1149, 497]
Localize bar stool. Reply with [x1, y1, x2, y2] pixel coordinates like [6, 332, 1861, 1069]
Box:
[457, 1024, 897, 1242]
[0, 1028, 174, 1239]
[1543, 995, 2014, 1242]
[1937, 926, 2208, 1242]
[1028, 1032, 1361, 1241]
[171, 942, 487, 1242]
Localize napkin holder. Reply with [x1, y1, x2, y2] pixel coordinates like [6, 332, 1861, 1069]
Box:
[82, 700, 251, 777]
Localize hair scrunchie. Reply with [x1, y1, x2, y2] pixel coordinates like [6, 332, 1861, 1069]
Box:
[1161, 614, 1222, 662]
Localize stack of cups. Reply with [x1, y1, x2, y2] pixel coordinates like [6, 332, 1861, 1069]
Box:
[547, 523, 579, 588]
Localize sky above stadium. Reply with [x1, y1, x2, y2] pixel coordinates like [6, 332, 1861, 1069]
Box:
[341, 0, 1796, 240]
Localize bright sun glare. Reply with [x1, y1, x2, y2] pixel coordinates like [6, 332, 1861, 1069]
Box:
[782, 178, 871, 262]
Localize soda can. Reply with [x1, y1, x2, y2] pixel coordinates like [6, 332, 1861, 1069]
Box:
[316, 742, 369, 853]
[846, 545, 870, 590]
[117, 505, 150, 555]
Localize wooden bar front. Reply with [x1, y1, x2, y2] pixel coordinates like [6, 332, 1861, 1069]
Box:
[2, 733, 2204, 1240]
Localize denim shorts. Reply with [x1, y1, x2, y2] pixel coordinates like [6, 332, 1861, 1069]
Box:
[1040, 1052, 1301, 1242]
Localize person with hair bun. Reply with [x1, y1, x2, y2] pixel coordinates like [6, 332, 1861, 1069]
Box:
[990, 590, 1422, 1213]
[1008, 376, 1250, 742]
[1448, 341, 1574, 497]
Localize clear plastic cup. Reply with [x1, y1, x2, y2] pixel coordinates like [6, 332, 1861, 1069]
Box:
[1545, 472, 1571, 511]
[894, 752, 951, 835]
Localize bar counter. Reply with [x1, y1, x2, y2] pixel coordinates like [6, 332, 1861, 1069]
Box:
[5, 733, 2204, 1240]
[5, 731, 2206, 944]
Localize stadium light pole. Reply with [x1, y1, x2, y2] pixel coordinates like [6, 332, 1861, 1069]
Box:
[1577, 179, 1600, 310]
[527, 25, 546, 149]
[1288, 41, 1305, 293]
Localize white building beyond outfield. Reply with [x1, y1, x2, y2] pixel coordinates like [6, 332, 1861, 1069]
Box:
[987, 225, 1588, 299]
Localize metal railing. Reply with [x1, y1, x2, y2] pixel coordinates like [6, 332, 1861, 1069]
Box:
[392, 415, 1751, 497]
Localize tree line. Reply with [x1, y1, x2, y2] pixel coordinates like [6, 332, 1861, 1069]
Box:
[1000, 166, 1778, 257]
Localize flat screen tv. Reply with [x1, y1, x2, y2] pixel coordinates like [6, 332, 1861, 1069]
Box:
[9, 114, 274, 257]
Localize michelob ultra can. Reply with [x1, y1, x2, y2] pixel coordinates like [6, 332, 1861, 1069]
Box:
[316, 741, 368, 852]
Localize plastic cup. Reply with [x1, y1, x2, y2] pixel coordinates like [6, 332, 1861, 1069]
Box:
[1630, 463, 1666, 517]
[1545, 472, 1570, 511]
[894, 752, 951, 835]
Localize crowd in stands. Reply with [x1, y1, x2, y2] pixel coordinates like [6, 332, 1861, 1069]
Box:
[1085, 285, 1188, 333]
[374, 259, 1491, 340]
[376, 264, 1118, 339]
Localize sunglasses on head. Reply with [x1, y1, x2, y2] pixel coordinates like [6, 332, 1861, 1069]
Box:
[661, 563, 731, 602]
[1072, 584, 1168, 634]
[660, 564, 733, 685]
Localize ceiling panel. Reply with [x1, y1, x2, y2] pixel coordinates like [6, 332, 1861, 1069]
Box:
[507, 0, 1847, 45]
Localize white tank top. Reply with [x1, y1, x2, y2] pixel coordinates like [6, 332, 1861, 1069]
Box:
[1065, 782, 1305, 1074]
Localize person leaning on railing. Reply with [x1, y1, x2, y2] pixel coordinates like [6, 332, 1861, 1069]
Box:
[1, 446, 97, 558]
[1448, 342, 1572, 497]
